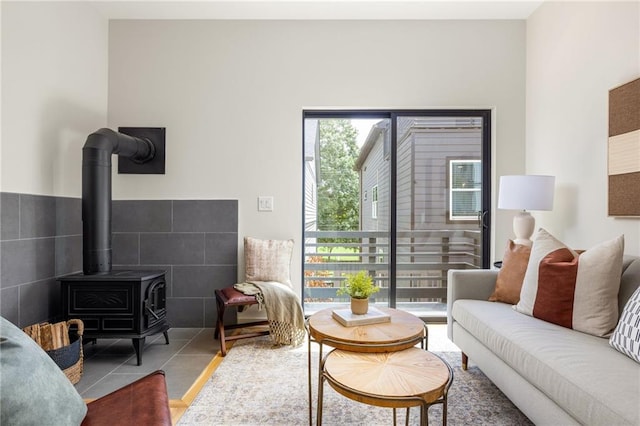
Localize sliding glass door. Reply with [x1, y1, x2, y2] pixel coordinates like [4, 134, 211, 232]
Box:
[392, 114, 488, 318]
[303, 110, 490, 320]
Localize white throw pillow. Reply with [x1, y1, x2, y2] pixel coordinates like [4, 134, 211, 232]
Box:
[609, 287, 640, 363]
[244, 237, 294, 287]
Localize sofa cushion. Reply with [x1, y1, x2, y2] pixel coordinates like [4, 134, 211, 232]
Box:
[515, 229, 624, 337]
[489, 240, 530, 305]
[452, 300, 639, 425]
[244, 237, 294, 287]
[0, 316, 87, 425]
[619, 257, 640, 313]
[609, 286, 640, 363]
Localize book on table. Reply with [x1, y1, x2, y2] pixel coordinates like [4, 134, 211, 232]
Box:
[332, 307, 391, 327]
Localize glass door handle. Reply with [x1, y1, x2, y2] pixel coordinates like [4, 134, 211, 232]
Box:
[478, 210, 489, 229]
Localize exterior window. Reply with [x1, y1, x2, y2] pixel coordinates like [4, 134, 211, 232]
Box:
[372, 185, 378, 219]
[449, 159, 481, 221]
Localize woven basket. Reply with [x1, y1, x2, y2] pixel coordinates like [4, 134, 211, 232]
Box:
[23, 319, 84, 384]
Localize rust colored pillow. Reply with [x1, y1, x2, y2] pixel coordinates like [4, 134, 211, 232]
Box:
[489, 240, 531, 305]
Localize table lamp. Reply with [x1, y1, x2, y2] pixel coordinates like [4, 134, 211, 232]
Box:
[498, 175, 555, 246]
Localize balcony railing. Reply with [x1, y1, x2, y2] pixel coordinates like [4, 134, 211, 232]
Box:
[303, 230, 481, 316]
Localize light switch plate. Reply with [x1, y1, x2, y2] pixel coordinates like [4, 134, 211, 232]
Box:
[258, 196, 274, 212]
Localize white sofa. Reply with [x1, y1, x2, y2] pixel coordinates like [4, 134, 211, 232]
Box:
[447, 256, 640, 425]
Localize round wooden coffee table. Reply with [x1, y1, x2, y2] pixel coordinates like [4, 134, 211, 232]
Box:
[307, 307, 427, 352]
[306, 307, 429, 425]
[318, 348, 453, 425]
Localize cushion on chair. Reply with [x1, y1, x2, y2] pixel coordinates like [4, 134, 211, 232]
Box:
[217, 286, 259, 305]
[0, 316, 88, 426]
[244, 237, 294, 287]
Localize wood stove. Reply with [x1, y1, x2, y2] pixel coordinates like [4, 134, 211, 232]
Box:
[59, 270, 168, 366]
[58, 128, 169, 366]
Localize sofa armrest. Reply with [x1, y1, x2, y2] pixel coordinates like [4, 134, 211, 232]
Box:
[446, 269, 498, 340]
[82, 370, 171, 426]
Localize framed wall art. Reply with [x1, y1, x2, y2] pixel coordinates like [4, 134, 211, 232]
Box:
[608, 77, 640, 216]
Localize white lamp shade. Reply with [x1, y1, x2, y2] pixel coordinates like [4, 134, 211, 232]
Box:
[498, 175, 555, 211]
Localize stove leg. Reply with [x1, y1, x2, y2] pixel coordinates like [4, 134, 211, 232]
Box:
[133, 337, 145, 366]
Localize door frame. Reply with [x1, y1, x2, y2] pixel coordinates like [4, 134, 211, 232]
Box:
[302, 109, 491, 310]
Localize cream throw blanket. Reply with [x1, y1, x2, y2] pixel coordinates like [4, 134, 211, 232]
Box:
[233, 281, 305, 347]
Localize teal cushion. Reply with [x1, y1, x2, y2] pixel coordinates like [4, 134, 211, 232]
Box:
[0, 316, 87, 425]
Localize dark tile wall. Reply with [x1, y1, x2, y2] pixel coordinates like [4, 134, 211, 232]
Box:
[1, 193, 238, 328]
[112, 199, 238, 327]
[0, 193, 82, 327]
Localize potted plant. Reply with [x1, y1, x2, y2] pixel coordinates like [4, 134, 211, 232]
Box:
[337, 271, 380, 315]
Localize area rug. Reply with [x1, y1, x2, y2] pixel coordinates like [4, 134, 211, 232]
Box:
[178, 336, 533, 425]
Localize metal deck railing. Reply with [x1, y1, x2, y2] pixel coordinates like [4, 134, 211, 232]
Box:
[303, 229, 481, 316]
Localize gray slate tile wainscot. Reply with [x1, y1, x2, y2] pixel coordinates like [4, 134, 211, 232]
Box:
[1, 193, 239, 329]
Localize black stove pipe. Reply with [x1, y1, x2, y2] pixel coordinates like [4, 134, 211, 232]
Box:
[82, 128, 155, 274]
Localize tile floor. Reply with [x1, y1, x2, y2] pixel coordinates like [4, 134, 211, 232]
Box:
[77, 324, 457, 402]
[77, 328, 219, 401]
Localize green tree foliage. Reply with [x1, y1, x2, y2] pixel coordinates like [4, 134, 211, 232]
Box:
[317, 120, 360, 240]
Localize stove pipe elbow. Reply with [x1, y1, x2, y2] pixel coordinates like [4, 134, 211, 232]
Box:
[82, 128, 155, 274]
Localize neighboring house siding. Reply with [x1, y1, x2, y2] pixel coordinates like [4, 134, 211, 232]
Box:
[403, 128, 481, 230]
[304, 160, 317, 228]
[304, 120, 319, 253]
[394, 125, 483, 274]
[304, 161, 316, 229]
[358, 123, 481, 267]
[396, 130, 414, 233]
[359, 131, 389, 232]
[402, 128, 482, 269]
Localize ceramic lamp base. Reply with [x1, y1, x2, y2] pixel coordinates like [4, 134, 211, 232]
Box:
[513, 210, 535, 246]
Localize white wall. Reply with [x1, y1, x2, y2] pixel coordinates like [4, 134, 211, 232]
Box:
[108, 19, 527, 284]
[527, 1, 640, 255]
[1, 2, 109, 196]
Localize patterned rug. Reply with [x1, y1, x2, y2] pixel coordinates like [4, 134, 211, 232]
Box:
[178, 336, 533, 425]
